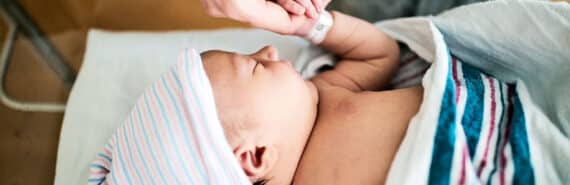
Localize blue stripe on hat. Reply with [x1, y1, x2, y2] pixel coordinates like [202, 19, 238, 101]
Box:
[162, 72, 206, 184]
[143, 93, 181, 184]
[150, 84, 187, 185]
[135, 105, 169, 184]
[127, 111, 157, 184]
[96, 153, 112, 163]
[112, 133, 134, 185]
[121, 121, 145, 184]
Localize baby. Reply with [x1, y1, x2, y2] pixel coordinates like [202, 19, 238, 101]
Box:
[202, 11, 423, 185]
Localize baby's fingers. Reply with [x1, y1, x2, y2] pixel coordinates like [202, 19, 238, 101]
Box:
[277, 0, 305, 15]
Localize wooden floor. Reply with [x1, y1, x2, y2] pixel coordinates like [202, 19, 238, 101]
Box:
[0, 0, 243, 184]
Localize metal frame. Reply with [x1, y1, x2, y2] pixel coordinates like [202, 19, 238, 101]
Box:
[0, 0, 76, 112]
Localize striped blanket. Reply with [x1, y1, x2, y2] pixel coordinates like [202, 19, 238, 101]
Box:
[87, 49, 250, 185]
[385, 38, 537, 184]
[381, 13, 569, 185]
[387, 30, 536, 184]
[428, 56, 532, 185]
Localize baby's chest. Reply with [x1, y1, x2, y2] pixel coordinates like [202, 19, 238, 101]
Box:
[294, 89, 421, 184]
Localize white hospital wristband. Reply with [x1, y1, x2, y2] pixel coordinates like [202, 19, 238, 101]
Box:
[304, 11, 333, 45]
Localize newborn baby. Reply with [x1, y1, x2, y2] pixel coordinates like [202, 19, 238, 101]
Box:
[202, 11, 423, 185]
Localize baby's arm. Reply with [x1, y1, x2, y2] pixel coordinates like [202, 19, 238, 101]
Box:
[312, 11, 400, 92]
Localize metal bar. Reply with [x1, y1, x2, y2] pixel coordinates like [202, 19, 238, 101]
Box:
[0, 0, 75, 89]
[0, 6, 66, 112]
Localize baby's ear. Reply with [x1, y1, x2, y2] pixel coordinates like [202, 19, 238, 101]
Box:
[234, 144, 278, 181]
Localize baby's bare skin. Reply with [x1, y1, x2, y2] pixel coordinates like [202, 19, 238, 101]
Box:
[294, 84, 423, 184]
[203, 10, 425, 185]
[293, 11, 424, 184]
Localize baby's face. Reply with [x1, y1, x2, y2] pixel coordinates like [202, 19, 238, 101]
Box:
[201, 46, 318, 185]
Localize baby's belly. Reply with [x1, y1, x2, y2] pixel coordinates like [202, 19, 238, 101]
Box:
[293, 86, 423, 185]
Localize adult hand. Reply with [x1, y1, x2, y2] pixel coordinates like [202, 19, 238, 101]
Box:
[200, 0, 331, 35]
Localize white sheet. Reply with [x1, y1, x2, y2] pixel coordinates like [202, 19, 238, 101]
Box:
[55, 29, 309, 185]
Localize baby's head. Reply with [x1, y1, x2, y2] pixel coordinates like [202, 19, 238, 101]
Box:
[201, 46, 318, 185]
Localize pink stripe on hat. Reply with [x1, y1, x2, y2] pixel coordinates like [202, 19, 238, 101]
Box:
[88, 48, 249, 185]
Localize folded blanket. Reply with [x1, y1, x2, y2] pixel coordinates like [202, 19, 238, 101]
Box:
[87, 49, 250, 185]
[377, 1, 570, 184]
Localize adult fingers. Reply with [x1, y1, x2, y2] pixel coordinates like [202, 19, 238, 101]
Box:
[199, 0, 224, 17]
[246, 1, 306, 34]
[296, 0, 318, 18]
[277, 0, 306, 15]
[311, 0, 323, 13]
[322, 0, 332, 8]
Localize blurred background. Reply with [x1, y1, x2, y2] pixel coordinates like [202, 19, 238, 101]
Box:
[0, 0, 567, 184]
